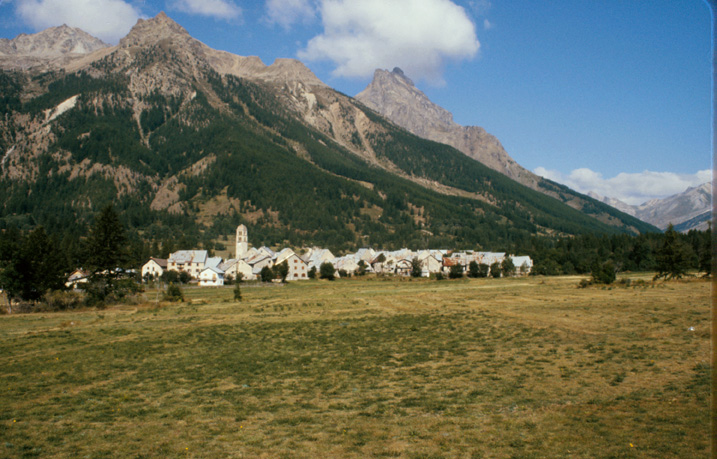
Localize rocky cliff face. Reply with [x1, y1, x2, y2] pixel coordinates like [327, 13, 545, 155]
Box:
[356, 68, 537, 186]
[0, 25, 108, 70]
[590, 182, 712, 231]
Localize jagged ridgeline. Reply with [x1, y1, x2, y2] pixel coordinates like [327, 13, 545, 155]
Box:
[0, 14, 656, 252]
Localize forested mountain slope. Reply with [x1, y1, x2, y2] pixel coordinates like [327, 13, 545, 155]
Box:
[0, 13, 657, 253]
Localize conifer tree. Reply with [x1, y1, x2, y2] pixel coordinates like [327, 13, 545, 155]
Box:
[85, 205, 127, 279]
[1, 227, 67, 303]
[654, 224, 695, 280]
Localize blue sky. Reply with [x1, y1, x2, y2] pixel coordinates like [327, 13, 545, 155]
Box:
[0, 0, 712, 205]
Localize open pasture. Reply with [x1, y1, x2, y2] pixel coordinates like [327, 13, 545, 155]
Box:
[0, 275, 710, 458]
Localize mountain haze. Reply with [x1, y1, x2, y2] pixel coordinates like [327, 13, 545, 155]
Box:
[0, 13, 656, 253]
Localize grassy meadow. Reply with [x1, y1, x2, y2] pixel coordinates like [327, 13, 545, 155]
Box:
[0, 274, 710, 458]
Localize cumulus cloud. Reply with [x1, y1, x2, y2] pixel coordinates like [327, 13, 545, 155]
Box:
[534, 167, 712, 206]
[169, 0, 241, 20]
[265, 0, 316, 29]
[15, 0, 141, 43]
[297, 0, 480, 82]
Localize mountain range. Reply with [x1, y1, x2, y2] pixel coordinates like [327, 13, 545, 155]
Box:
[0, 13, 657, 253]
[589, 182, 711, 232]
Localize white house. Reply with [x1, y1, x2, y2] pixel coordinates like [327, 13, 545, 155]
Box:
[355, 248, 376, 262]
[283, 253, 309, 281]
[257, 246, 276, 260]
[334, 255, 360, 276]
[248, 253, 274, 277]
[168, 250, 208, 278]
[510, 256, 533, 276]
[395, 258, 413, 276]
[198, 266, 224, 286]
[220, 258, 256, 281]
[275, 248, 297, 265]
[205, 256, 222, 270]
[303, 248, 335, 270]
[419, 254, 443, 277]
[65, 269, 90, 289]
[141, 258, 167, 279]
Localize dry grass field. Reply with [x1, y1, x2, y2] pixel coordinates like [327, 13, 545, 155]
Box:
[0, 274, 710, 458]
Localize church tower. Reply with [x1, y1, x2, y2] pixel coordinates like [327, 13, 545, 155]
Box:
[235, 224, 248, 258]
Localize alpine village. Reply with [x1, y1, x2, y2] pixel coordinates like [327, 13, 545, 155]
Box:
[0, 11, 710, 459]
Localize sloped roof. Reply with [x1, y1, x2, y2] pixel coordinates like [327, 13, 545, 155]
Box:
[205, 256, 223, 269]
[510, 256, 533, 267]
[200, 266, 224, 275]
[246, 252, 271, 265]
[149, 257, 168, 268]
[218, 259, 237, 271]
[239, 247, 258, 260]
[275, 247, 296, 264]
[168, 250, 208, 264]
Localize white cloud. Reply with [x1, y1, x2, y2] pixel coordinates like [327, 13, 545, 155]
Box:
[15, 0, 141, 43]
[169, 0, 241, 20]
[297, 0, 479, 83]
[483, 18, 493, 30]
[265, 0, 316, 29]
[534, 167, 713, 206]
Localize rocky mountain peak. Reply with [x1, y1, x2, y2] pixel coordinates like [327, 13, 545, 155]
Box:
[356, 68, 535, 183]
[388, 67, 413, 85]
[357, 68, 454, 131]
[0, 24, 107, 69]
[119, 12, 193, 48]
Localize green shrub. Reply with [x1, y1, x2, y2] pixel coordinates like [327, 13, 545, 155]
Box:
[320, 262, 335, 280]
[591, 261, 616, 285]
[448, 264, 463, 279]
[164, 283, 184, 302]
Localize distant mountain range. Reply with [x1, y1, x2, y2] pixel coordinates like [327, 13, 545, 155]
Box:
[0, 13, 656, 253]
[0, 24, 108, 71]
[588, 182, 711, 232]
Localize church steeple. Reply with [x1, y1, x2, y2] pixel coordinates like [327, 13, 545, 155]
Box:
[236, 224, 248, 258]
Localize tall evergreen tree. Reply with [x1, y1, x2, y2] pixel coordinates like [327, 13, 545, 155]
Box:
[85, 205, 127, 279]
[654, 224, 695, 280]
[0, 227, 67, 303]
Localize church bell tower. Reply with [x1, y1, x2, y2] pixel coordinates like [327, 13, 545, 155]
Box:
[236, 224, 248, 258]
